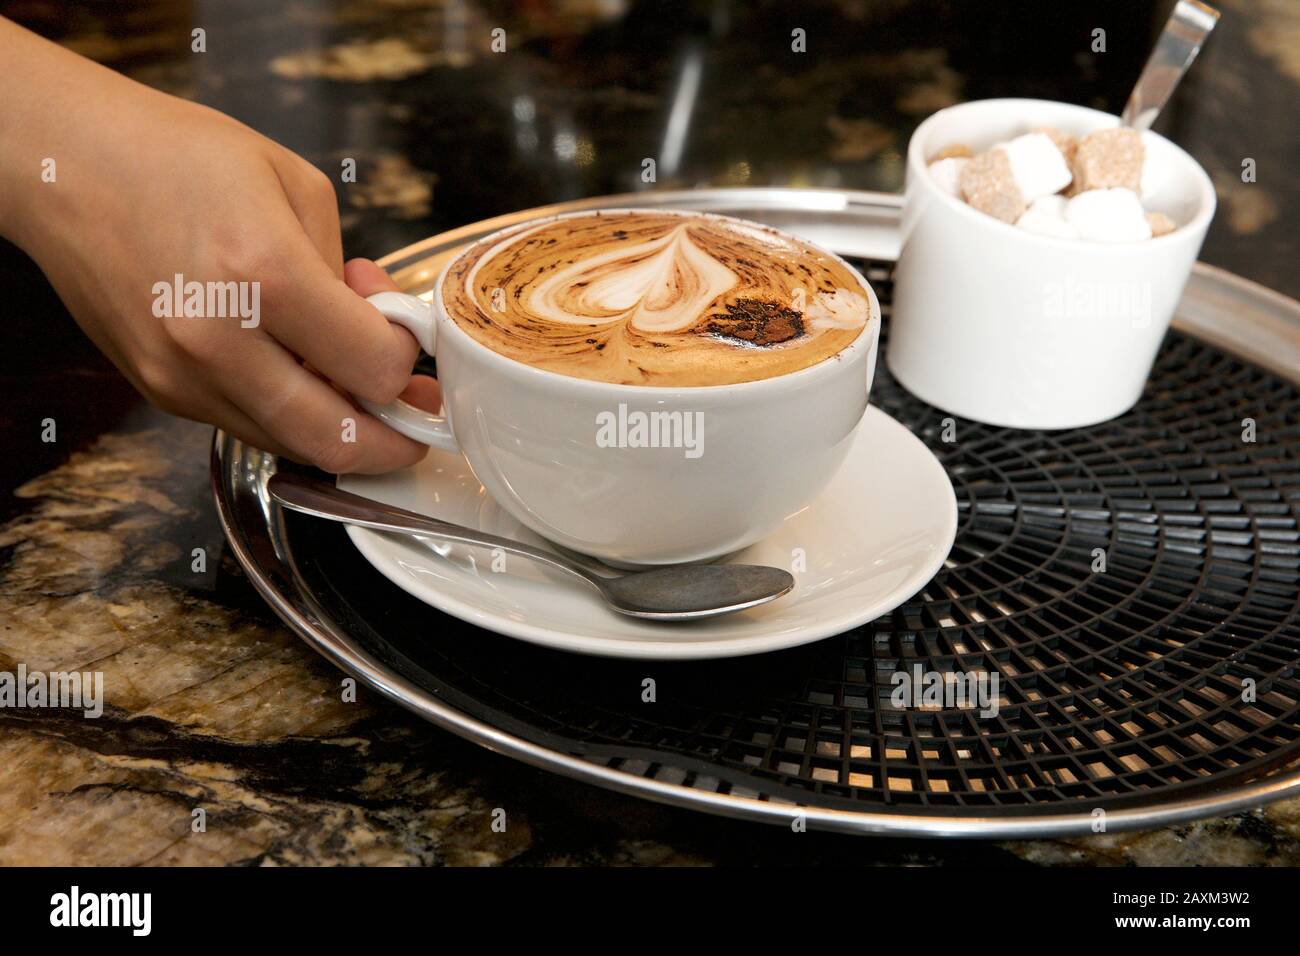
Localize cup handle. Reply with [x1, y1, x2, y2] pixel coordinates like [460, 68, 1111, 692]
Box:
[355, 291, 459, 453]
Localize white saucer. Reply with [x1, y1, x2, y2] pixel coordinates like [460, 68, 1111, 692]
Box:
[337, 406, 957, 659]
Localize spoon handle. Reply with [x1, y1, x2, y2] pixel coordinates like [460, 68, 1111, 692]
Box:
[267, 473, 596, 587]
[1120, 0, 1219, 131]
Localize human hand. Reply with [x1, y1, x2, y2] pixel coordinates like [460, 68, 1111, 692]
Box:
[0, 18, 433, 473]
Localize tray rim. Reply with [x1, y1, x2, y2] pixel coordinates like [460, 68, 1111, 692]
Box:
[213, 187, 1300, 838]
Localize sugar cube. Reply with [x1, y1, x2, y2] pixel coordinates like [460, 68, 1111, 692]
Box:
[927, 157, 969, 197]
[959, 149, 1026, 223]
[1016, 195, 1080, 239]
[1065, 188, 1153, 242]
[1072, 128, 1144, 194]
[930, 143, 973, 161]
[1146, 211, 1177, 237]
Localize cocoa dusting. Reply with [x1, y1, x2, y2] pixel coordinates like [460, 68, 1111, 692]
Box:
[704, 298, 804, 346]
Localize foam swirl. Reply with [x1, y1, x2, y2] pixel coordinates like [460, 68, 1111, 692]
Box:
[443, 212, 870, 386]
[523, 224, 738, 332]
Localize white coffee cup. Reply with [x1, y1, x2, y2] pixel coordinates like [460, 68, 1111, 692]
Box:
[356, 209, 881, 567]
[889, 98, 1216, 429]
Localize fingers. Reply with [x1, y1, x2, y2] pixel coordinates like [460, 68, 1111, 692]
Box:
[216, 332, 428, 474]
[343, 257, 398, 295]
[262, 153, 421, 406]
[202, 396, 299, 462]
[262, 235, 421, 406]
[398, 374, 443, 415]
[345, 258, 442, 413]
[270, 151, 345, 279]
[200, 157, 428, 472]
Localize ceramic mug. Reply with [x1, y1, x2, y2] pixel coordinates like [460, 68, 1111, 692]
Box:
[889, 98, 1216, 429]
[355, 209, 881, 566]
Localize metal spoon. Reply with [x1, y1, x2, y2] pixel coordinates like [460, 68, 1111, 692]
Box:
[267, 473, 794, 621]
[1120, 0, 1219, 131]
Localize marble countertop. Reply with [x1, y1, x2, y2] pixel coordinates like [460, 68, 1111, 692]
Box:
[1, 0, 1297, 866]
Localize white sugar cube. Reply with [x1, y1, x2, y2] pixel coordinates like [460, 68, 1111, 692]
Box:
[927, 157, 968, 198]
[1015, 195, 1079, 239]
[1065, 188, 1153, 242]
[1000, 132, 1073, 202]
[1139, 130, 1167, 198]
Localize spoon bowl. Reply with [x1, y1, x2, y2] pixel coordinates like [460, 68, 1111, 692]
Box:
[599, 564, 794, 620]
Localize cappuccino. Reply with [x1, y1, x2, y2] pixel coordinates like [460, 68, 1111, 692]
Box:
[441, 211, 870, 387]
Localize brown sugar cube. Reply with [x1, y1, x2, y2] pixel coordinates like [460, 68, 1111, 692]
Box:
[1146, 211, 1176, 237]
[1071, 128, 1144, 194]
[1034, 126, 1078, 168]
[959, 149, 1025, 223]
[930, 142, 973, 161]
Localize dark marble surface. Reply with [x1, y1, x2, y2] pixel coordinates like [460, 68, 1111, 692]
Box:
[1, 0, 1298, 865]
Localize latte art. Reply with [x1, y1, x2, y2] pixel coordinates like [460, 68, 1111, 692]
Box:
[442, 212, 871, 386]
[523, 223, 737, 333]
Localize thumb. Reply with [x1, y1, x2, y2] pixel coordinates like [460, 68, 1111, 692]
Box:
[343, 257, 402, 296]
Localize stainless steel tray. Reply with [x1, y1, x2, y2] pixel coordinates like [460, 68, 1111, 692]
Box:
[213, 188, 1300, 838]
